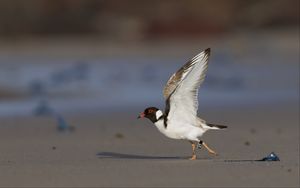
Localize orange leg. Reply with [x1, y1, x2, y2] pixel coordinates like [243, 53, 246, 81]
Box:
[189, 141, 197, 160]
[202, 142, 218, 156]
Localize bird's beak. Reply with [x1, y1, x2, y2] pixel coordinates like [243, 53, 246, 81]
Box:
[137, 112, 145, 119]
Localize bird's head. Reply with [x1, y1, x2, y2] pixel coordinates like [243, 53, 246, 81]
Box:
[137, 107, 163, 123]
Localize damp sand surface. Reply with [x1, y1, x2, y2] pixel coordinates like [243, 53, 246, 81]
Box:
[0, 102, 298, 187]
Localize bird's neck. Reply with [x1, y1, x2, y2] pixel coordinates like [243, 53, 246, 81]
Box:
[153, 110, 167, 134]
[148, 110, 164, 123]
[155, 110, 164, 120]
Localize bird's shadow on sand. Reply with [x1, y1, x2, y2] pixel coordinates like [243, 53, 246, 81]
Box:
[96, 152, 274, 163]
[96, 152, 189, 160]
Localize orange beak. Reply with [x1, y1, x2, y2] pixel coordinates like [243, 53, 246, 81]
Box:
[137, 112, 145, 119]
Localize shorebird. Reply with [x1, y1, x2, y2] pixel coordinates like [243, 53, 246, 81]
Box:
[138, 48, 227, 160]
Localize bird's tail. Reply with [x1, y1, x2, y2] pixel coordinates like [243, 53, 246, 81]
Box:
[204, 123, 228, 130]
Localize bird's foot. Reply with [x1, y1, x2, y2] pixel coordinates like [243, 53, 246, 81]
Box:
[189, 155, 197, 160]
[202, 141, 218, 156]
[208, 150, 218, 156]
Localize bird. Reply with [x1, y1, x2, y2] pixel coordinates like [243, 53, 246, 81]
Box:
[138, 48, 227, 160]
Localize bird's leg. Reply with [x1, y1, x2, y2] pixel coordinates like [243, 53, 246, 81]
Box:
[202, 141, 218, 156]
[189, 141, 197, 160]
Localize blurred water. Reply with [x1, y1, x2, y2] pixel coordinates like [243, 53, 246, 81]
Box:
[0, 55, 298, 117]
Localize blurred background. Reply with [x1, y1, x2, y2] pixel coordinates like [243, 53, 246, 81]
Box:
[0, 0, 298, 117]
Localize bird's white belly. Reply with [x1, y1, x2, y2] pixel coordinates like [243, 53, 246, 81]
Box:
[154, 120, 205, 140]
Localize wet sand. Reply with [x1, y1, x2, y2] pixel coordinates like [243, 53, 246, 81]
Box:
[0, 102, 298, 187]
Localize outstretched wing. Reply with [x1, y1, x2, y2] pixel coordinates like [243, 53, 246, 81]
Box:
[164, 48, 210, 126]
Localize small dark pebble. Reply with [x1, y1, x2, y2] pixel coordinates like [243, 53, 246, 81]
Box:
[287, 168, 292, 173]
[115, 133, 124, 139]
[52, 146, 56, 150]
[244, 141, 250, 146]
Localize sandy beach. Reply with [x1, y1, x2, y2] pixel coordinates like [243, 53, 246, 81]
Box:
[0, 34, 298, 187]
[0, 101, 298, 187]
[0, 1, 298, 187]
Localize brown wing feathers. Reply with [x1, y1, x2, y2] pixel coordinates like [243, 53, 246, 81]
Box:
[163, 48, 210, 99]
